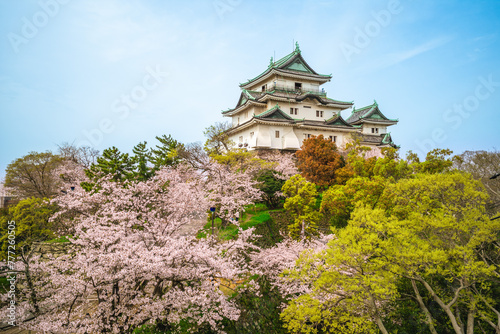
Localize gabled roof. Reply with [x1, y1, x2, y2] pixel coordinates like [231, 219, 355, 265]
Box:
[358, 132, 398, 148]
[235, 89, 260, 106]
[324, 114, 353, 127]
[222, 90, 353, 116]
[222, 90, 266, 115]
[295, 94, 353, 108]
[346, 100, 398, 125]
[254, 104, 294, 121]
[239, 42, 332, 88]
[381, 132, 398, 147]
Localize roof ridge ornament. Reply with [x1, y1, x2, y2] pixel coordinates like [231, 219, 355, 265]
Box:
[269, 56, 274, 67]
[295, 41, 300, 53]
[373, 99, 378, 106]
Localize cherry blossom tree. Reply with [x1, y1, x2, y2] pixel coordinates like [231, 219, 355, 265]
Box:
[4, 166, 259, 334]
[259, 151, 298, 180]
[251, 234, 332, 298]
[204, 162, 262, 224]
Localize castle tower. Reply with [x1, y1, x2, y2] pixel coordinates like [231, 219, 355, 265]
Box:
[222, 43, 398, 151]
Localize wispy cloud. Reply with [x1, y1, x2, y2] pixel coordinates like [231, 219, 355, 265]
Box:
[359, 36, 454, 71]
[472, 33, 497, 42]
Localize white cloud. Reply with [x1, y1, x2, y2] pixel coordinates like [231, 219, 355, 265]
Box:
[359, 36, 454, 71]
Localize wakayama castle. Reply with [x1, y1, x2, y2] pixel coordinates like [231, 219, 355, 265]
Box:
[222, 43, 398, 152]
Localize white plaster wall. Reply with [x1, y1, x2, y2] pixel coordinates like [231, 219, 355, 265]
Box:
[250, 77, 324, 93]
[250, 79, 275, 92]
[282, 126, 301, 150]
[231, 106, 265, 126]
[228, 127, 256, 149]
[361, 124, 388, 135]
[263, 101, 341, 121]
[274, 78, 322, 92]
[229, 124, 362, 151]
[269, 126, 282, 149]
[256, 124, 271, 148]
[232, 124, 300, 150]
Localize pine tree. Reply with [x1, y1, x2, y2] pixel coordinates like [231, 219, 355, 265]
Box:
[85, 146, 134, 183]
[150, 135, 182, 170]
[131, 141, 154, 181]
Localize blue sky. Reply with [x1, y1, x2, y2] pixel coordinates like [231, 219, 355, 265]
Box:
[1, 0, 500, 179]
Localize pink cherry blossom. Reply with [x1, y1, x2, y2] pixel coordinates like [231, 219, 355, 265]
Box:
[4, 165, 259, 333]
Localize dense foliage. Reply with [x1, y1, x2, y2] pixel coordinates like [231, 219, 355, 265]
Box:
[0, 197, 57, 260]
[295, 134, 344, 187]
[1, 135, 499, 334]
[5, 152, 64, 198]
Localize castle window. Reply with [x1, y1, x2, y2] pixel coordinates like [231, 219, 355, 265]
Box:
[371, 128, 379, 134]
[275, 131, 280, 138]
[295, 82, 302, 91]
[262, 84, 267, 92]
[290, 108, 298, 115]
[304, 133, 312, 139]
[304, 105, 311, 108]
[329, 135, 337, 142]
[316, 110, 323, 117]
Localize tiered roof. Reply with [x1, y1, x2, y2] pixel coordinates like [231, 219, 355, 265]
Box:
[222, 43, 354, 116]
[222, 45, 399, 149]
[346, 100, 398, 125]
[222, 90, 353, 116]
[229, 105, 355, 131]
[325, 114, 355, 127]
[239, 42, 332, 89]
[254, 104, 294, 121]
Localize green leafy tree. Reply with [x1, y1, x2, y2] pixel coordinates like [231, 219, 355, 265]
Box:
[210, 149, 262, 171]
[5, 151, 64, 198]
[256, 169, 285, 209]
[282, 175, 321, 239]
[0, 197, 57, 260]
[321, 147, 459, 230]
[321, 175, 387, 228]
[334, 140, 377, 184]
[421, 148, 454, 173]
[286, 172, 500, 334]
[378, 172, 498, 334]
[203, 122, 234, 155]
[408, 148, 454, 174]
[372, 147, 411, 180]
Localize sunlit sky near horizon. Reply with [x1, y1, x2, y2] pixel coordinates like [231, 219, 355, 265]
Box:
[1, 0, 500, 179]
